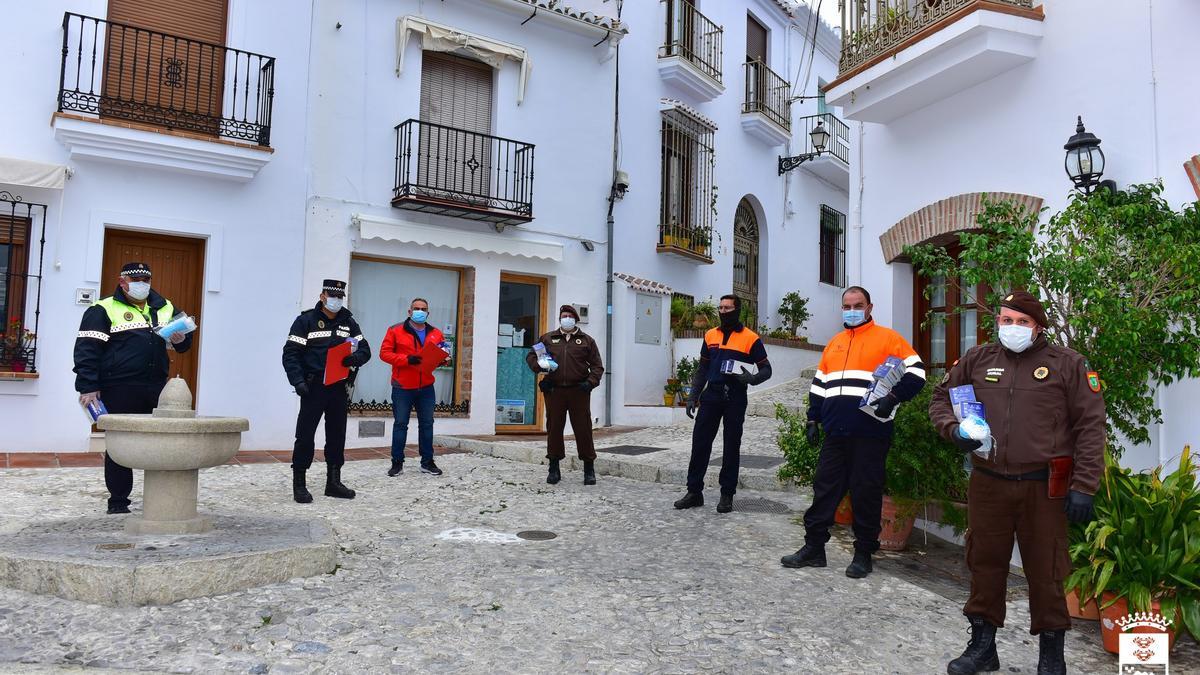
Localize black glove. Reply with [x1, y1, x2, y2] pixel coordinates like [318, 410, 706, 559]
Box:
[806, 421, 820, 446]
[578, 382, 593, 392]
[736, 366, 755, 385]
[407, 355, 422, 366]
[342, 354, 357, 367]
[872, 393, 899, 419]
[950, 424, 983, 453]
[685, 397, 697, 419]
[1064, 490, 1095, 523]
[295, 381, 310, 397]
[538, 379, 553, 393]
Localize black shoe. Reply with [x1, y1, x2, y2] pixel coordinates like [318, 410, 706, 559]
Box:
[845, 550, 873, 578]
[716, 494, 733, 513]
[293, 469, 313, 504]
[387, 459, 404, 477]
[106, 504, 131, 515]
[324, 466, 356, 499]
[780, 544, 826, 568]
[947, 616, 1000, 675]
[420, 461, 443, 476]
[673, 492, 704, 509]
[583, 461, 596, 485]
[546, 459, 561, 484]
[1036, 630, 1066, 675]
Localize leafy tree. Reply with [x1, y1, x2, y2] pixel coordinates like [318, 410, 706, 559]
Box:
[905, 183, 1200, 456]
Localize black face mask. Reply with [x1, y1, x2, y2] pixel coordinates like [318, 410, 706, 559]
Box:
[719, 310, 739, 330]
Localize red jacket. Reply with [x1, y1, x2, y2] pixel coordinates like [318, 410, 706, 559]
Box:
[379, 320, 447, 390]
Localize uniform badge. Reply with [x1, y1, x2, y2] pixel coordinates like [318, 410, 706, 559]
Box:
[1087, 371, 1101, 393]
[1034, 366, 1049, 380]
[123, 311, 134, 321]
[985, 367, 1004, 382]
[575, 339, 582, 345]
[551, 337, 561, 344]
[318, 320, 325, 329]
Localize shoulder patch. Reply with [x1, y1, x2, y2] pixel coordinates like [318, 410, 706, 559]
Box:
[1087, 371, 1101, 393]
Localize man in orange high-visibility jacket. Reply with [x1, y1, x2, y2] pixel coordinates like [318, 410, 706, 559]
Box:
[780, 286, 926, 578]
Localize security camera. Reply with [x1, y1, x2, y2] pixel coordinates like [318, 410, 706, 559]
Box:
[613, 170, 630, 199]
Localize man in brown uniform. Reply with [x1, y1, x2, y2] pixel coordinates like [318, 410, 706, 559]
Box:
[526, 305, 605, 485]
[930, 291, 1106, 675]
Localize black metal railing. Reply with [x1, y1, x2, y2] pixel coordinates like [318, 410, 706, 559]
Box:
[58, 13, 276, 146]
[660, 0, 723, 84]
[393, 119, 535, 225]
[800, 113, 851, 165]
[349, 399, 471, 416]
[659, 222, 713, 261]
[0, 192, 48, 374]
[743, 60, 791, 131]
[659, 107, 716, 263]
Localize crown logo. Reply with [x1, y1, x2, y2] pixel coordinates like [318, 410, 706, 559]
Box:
[1115, 611, 1172, 631]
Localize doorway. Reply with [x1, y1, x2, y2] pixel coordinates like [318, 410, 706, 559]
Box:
[733, 197, 760, 326]
[101, 229, 205, 400]
[495, 274, 546, 433]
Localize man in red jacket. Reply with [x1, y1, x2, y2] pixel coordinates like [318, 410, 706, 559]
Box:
[379, 298, 449, 476]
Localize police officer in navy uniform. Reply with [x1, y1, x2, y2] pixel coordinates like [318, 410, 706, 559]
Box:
[73, 262, 194, 514]
[282, 279, 371, 503]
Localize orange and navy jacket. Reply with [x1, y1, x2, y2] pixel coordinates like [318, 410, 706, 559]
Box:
[807, 319, 926, 438]
[694, 324, 771, 401]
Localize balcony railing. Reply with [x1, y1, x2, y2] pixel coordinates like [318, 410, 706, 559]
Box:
[393, 119, 534, 226]
[743, 60, 791, 131]
[659, 0, 723, 84]
[799, 113, 850, 165]
[838, 0, 1034, 74]
[658, 222, 713, 263]
[58, 13, 275, 146]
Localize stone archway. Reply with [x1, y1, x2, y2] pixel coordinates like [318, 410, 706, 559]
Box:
[732, 197, 761, 325]
[878, 192, 1044, 263]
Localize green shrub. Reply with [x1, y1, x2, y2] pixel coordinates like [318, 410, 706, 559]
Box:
[776, 404, 820, 485]
[777, 292, 812, 335]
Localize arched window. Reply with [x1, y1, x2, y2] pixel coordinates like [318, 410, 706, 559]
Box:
[733, 198, 760, 326]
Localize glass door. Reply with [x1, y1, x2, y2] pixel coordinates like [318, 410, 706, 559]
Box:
[495, 274, 546, 432]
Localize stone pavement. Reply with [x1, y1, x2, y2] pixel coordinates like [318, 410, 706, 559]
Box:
[0, 453, 1181, 673]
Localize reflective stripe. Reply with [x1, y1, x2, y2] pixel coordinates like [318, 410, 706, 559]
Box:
[287, 335, 308, 346]
[826, 386, 869, 398]
[822, 369, 875, 382]
[307, 330, 332, 339]
[335, 330, 350, 337]
[110, 321, 151, 333]
[77, 330, 110, 341]
[353, 334, 364, 341]
[808, 384, 827, 397]
[903, 354, 923, 366]
[907, 367, 927, 380]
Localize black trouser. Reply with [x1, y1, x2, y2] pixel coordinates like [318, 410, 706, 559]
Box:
[686, 394, 748, 496]
[803, 435, 892, 554]
[101, 382, 164, 509]
[292, 381, 348, 471]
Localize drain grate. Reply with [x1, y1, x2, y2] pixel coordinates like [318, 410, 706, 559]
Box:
[709, 454, 784, 470]
[733, 498, 792, 514]
[516, 530, 558, 541]
[598, 445, 667, 456]
[95, 543, 134, 551]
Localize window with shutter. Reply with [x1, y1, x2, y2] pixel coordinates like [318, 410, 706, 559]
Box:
[418, 53, 496, 206]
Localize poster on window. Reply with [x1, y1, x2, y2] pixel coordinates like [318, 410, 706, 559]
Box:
[495, 399, 525, 425]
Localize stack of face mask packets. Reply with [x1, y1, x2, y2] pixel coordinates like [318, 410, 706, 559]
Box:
[532, 342, 558, 372]
[858, 356, 906, 421]
[154, 312, 197, 341]
[950, 384, 994, 460]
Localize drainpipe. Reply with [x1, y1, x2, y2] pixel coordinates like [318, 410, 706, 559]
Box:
[603, 2, 622, 428]
[854, 121, 865, 284]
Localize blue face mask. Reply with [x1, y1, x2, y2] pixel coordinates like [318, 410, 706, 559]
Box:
[843, 309, 866, 327]
[411, 309, 428, 324]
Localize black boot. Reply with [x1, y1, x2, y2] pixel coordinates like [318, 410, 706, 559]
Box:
[293, 469, 313, 504]
[1036, 630, 1066, 675]
[387, 459, 403, 477]
[780, 544, 826, 568]
[324, 466, 357, 499]
[716, 493, 734, 513]
[673, 492, 704, 509]
[845, 550, 873, 578]
[947, 616, 1000, 675]
[546, 459, 561, 484]
[583, 461, 596, 485]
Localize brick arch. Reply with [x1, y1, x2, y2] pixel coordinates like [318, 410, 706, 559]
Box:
[879, 192, 1044, 263]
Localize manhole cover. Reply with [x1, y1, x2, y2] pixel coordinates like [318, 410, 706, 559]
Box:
[598, 445, 667, 456]
[516, 530, 558, 541]
[95, 543, 134, 551]
[733, 498, 792, 515]
[709, 454, 784, 470]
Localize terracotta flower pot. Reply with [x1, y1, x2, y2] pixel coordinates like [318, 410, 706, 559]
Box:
[1099, 592, 1177, 654]
[834, 494, 854, 526]
[1065, 589, 1100, 621]
[878, 495, 917, 551]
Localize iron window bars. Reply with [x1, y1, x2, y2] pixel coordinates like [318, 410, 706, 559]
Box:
[819, 204, 847, 288]
[659, 108, 716, 262]
[0, 192, 48, 374]
[660, 0, 723, 84]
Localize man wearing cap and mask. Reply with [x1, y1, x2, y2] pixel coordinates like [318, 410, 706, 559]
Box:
[929, 290, 1106, 675]
[526, 304, 604, 485]
[282, 279, 371, 503]
[74, 262, 194, 514]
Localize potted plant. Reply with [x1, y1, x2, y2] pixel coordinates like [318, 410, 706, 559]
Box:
[692, 300, 718, 330]
[3, 320, 29, 372]
[1065, 446, 1200, 653]
[675, 356, 698, 401]
[663, 381, 682, 407]
[777, 291, 812, 339]
[670, 297, 692, 334]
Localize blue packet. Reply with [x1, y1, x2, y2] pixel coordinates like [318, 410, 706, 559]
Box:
[82, 398, 109, 423]
[949, 385, 977, 406]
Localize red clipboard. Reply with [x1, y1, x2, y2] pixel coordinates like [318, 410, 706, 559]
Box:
[417, 340, 450, 376]
[324, 341, 353, 385]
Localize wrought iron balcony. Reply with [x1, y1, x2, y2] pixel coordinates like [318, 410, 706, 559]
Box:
[657, 222, 713, 264]
[58, 13, 275, 146]
[393, 119, 535, 226]
[659, 0, 723, 84]
[838, 0, 1034, 74]
[742, 60, 791, 132]
[799, 113, 849, 164]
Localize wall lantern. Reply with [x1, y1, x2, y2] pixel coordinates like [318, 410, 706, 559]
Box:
[778, 121, 830, 175]
[1064, 116, 1116, 195]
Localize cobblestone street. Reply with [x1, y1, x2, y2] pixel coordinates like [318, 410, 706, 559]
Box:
[1, 453, 1181, 674]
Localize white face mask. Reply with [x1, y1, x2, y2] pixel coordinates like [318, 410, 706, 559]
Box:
[324, 297, 344, 313]
[126, 281, 151, 301]
[560, 317, 577, 332]
[998, 324, 1034, 353]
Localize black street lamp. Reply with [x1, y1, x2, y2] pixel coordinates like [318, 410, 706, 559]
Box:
[778, 121, 830, 175]
[1064, 116, 1116, 195]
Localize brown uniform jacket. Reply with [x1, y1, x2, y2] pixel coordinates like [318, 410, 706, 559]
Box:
[929, 336, 1107, 494]
[525, 329, 605, 388]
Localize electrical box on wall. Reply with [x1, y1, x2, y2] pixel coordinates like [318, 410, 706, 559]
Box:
[76, 288, 97, 305]
[575, 304, 590, 324]
[634, 293, 661, 345]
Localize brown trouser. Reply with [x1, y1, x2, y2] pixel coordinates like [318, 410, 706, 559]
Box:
[964, 469, 1071, 634]
[544, 386, 596, 461]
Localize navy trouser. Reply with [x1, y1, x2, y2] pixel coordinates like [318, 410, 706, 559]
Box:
[101, 382, 163, 509]
[803, 435, 891, 554]
[292, 381, 348, 470]
[391, 384, 435, 464]
[685, 394, 748, 496]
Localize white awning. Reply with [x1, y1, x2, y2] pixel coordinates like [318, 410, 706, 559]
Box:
[0, 156, 68, 190]
[354, 213, 563, 262]
[397, 16, 532, 105]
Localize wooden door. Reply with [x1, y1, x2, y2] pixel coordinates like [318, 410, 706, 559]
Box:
[495, 274, 547, 433]
[101, 230, 205, 400]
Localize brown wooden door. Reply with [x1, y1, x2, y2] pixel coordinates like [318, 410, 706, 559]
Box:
[101, 230, 205, 401]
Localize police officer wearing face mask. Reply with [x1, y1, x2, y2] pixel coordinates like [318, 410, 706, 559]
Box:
[930, 290, 1106, 675]
[73, 262, 194, 514]
[282, 279, 371, 504]
[526, 305, 605, 485]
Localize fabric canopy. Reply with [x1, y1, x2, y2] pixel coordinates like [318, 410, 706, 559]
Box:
[396, 16, 532, 105]
[0, 156, 68, 190]
[354, 213, 562, 262]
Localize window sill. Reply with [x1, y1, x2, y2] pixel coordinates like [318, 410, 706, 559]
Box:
[0, 371, 39, 381]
